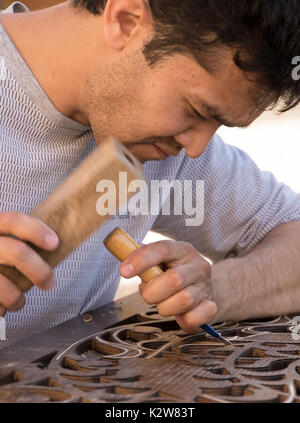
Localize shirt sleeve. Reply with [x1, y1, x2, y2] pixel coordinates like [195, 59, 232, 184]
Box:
[151, 133, 300, 262]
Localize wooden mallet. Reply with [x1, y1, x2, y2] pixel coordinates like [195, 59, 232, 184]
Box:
[0, 138, 144, 315]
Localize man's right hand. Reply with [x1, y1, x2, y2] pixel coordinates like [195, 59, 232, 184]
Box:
[0, 212, 59, 315]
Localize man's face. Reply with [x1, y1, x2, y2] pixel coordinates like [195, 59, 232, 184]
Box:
[83, 46, 263, 163]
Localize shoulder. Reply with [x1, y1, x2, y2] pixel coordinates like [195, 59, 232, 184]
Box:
[176, 133, 250, 180]
[144, 133, 252, 182]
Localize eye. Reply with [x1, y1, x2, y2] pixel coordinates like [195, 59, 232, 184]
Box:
[188, 104, 207, 121]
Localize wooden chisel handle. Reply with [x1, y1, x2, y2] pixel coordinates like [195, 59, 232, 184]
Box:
[104, 227, 164, 283]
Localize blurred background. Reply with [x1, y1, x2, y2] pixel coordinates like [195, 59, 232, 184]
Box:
[1, 1, 300, 300]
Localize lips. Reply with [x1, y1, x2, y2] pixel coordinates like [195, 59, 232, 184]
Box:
[153, 144, 170, 159]
[154, 140, 183, 157]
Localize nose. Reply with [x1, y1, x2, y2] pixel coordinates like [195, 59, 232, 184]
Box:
[174, 121, 220, 158]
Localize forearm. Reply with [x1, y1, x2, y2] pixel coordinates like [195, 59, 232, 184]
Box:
[212, 221, 300, 322]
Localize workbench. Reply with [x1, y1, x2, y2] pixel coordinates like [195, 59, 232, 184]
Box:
[0, 292, 299, 403]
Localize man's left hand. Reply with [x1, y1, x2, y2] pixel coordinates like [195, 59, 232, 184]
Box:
[120, 240, 218, 333]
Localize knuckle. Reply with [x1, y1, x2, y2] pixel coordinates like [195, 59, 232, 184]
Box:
[35, 266, 53, 287]
[179, 290, 194, 309]
[141, 290, 155, 305]
[160, 241, 172, 260]
[0, 211, 19, 227]
[168, 269, 183, 290]
[131, 246, 149, 269]
[157, 304, 171, 317]
[10, 297, 25, 311]
[202, 261, 212, 277]
[205, 300, 218, 318]
[138, 250, 150, 267]
[195, 259, 211, 278]
[181, 314, 196, 330]
[12, 242, 28, 262]
[181, 241, 194, 254]
[5, 292, 24, 311]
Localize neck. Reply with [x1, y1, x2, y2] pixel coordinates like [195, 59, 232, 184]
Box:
[0, 2, 105, 126]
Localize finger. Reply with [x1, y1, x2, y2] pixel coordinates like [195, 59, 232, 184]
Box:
[156, 284, 212, 317]
[0, 237, 55, 290]
[156, 284, 206, 317]
[140, 261, 209, 304]
[0, 212, 59, 251]
[120, 240, 197, 278]
[0, 273, 26, 311]
[175, 300, 218, 333]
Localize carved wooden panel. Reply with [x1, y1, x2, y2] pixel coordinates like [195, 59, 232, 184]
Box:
[0, 293, 300, 403]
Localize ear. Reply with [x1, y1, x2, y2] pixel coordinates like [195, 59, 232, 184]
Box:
[103, 0, 152, 50]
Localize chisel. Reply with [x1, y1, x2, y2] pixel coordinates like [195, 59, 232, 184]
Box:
[104, 227, 232, 347]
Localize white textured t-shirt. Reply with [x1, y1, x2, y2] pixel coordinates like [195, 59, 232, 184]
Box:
[1, 2, 300, 349]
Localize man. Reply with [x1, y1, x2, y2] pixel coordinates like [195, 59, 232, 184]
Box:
[0, 0, 300, 349]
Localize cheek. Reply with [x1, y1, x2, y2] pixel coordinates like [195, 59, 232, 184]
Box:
[144, 107, 191, 136]
[144, 85, 190, 134]
[90, 82, 189, 140]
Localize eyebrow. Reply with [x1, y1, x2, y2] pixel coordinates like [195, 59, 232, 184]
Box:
[195, 99, 253, 129]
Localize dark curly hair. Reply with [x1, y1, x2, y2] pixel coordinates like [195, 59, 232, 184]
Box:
[72, 0, 300, 112]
